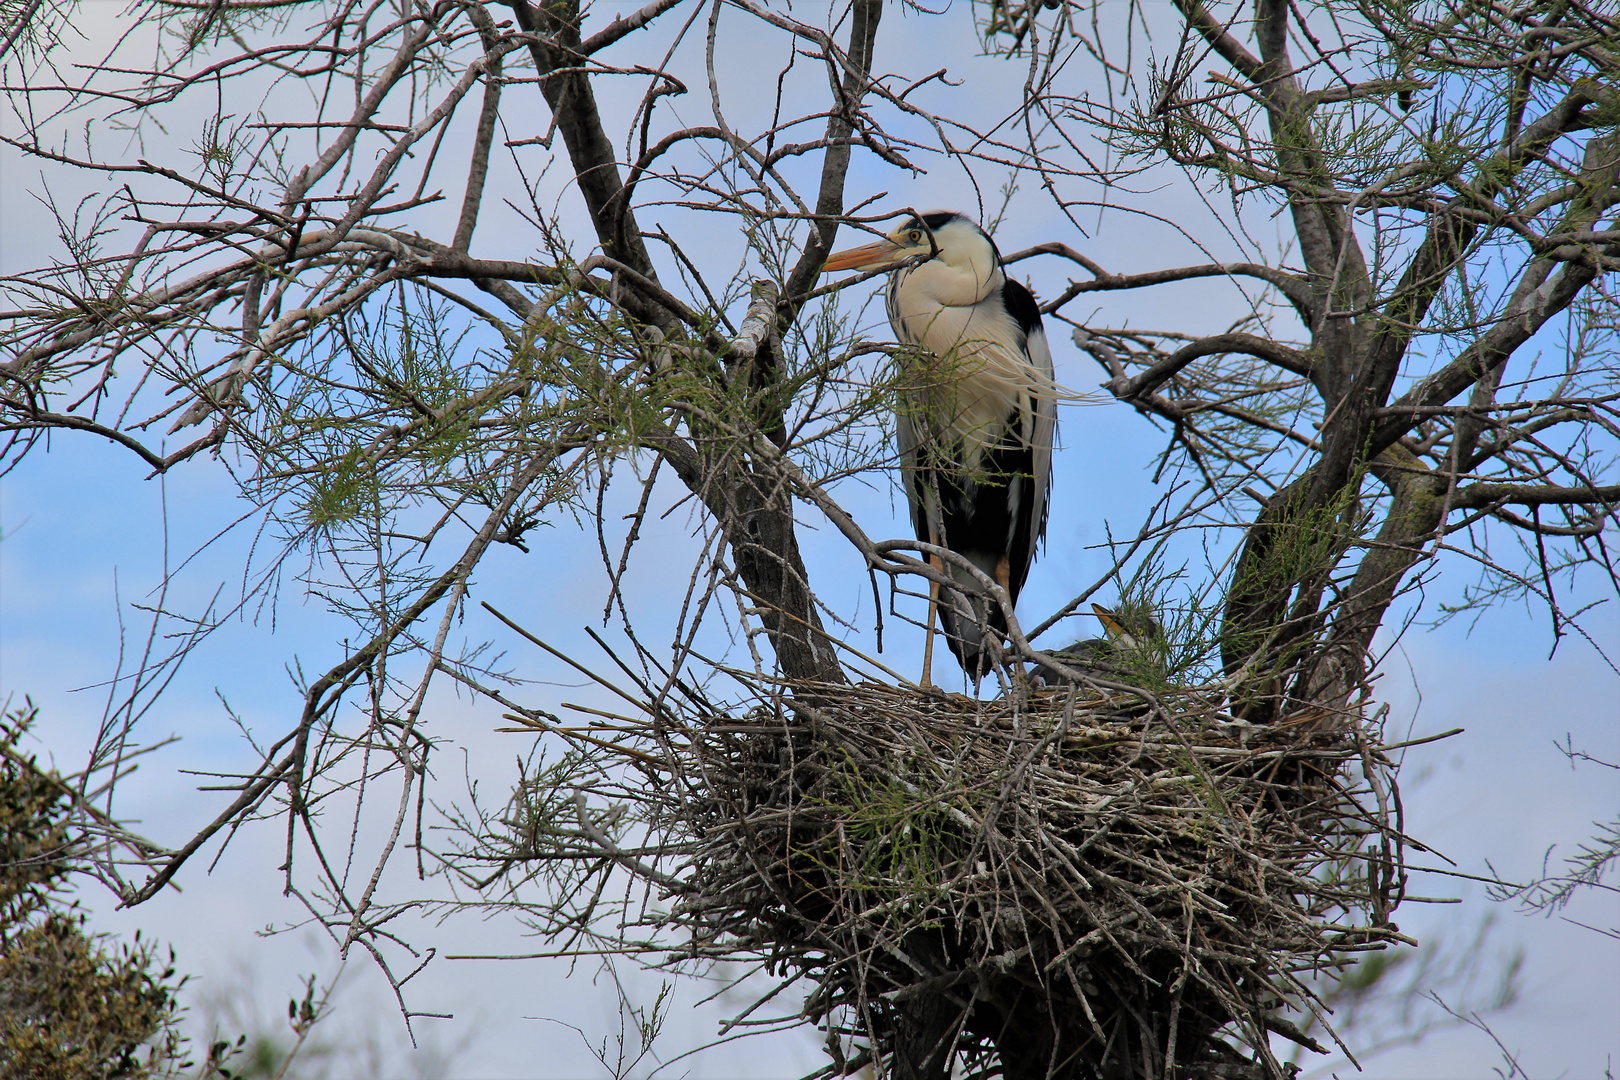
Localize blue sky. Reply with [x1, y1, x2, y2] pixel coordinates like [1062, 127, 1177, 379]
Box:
[3, 429, 1615, 1077]
[2, 1, 1617, 1076]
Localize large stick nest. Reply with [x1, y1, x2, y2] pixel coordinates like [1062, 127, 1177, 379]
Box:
[646, 679, 1406, 1079]
[477, 626, 1411, 1080]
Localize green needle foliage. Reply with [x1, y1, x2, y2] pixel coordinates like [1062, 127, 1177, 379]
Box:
[1, 0, 1615, 1073]
[0, 703, 188, 1080]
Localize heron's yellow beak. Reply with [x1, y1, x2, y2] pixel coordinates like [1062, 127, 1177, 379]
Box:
[822, 237, 907, 273]
[1092, 603, 1130, 642]
[1093, 602, 1156, 650]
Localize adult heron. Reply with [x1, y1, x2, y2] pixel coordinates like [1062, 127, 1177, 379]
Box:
[823, 211, 1058, 683]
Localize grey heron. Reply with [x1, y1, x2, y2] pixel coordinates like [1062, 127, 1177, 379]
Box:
[823, 211, 1058, 683]
[1034, 603, 1166, 686]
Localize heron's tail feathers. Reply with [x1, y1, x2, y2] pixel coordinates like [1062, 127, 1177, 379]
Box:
[937, 553, 1009, 681]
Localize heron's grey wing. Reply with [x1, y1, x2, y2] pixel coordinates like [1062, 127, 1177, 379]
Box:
[895, 393, 934, 546]
[1026, 318, 1057, 573]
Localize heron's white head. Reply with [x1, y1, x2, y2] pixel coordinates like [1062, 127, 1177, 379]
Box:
[823, 211, 1002, 305]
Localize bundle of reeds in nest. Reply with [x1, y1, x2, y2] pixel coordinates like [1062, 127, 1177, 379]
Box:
[651, 678, 1407, 1080]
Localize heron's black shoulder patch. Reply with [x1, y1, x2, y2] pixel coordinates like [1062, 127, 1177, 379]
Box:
[1001, 277, 1042, 337]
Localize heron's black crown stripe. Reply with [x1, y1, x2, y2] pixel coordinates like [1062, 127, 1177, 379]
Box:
[1001, 277, 1042, 338]
[907, 211, 962, 232]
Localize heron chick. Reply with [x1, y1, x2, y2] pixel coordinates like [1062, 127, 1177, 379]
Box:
[823, 211, 1058, 682]
[1034, 602, 1166, 686]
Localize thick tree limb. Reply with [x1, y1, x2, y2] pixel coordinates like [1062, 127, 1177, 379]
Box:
[1108, 333, 1313, 401]
[1451, 481, 1620, 509]
[782, 0, 883, 304]
[506, 0, 659, 282]
[1363, 86, 1605, 388]
[1035, 258, 1315, 317]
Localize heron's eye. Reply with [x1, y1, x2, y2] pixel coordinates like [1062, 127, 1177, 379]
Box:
[907, 230, 923, 244]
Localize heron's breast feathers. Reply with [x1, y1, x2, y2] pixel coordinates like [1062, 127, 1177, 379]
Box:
[892, 300, 1053, 470]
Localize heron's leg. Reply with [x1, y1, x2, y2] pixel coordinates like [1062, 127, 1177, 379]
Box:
[994, 554, 1013, 643]
[921, 555, 941, 688]
[994, 554, 1018, 689]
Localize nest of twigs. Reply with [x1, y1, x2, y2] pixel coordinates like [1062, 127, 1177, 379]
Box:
[658, 679, 1405, 1080]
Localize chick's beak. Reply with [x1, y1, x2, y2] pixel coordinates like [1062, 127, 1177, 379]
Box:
[822, 237, 905, 273]
[1092, 603, 1131, 643]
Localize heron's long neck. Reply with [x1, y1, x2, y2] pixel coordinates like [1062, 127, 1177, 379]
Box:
[898, 255, 1002, 308]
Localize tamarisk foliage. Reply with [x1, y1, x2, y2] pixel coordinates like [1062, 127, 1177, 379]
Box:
[1, 0, 1614, 1075]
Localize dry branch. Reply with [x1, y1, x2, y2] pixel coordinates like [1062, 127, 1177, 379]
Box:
[466, 657, 1407, 1079]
